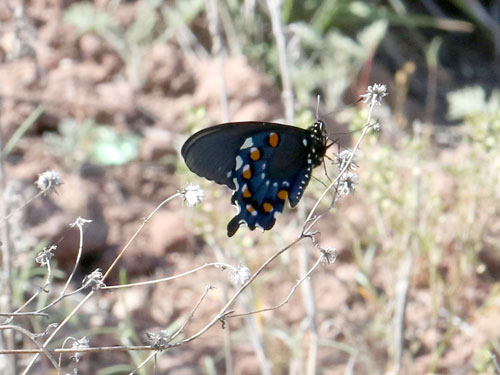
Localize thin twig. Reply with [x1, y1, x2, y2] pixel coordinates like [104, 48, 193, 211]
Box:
[243, 308, 271, 375]
[0, 345, 151, 355]
[491, 351, 500, 375]
[61, 220, 87, 294]
[391, 120, 422, 372]
[171, 285, 214, 342]
[302, 103, 377, 236]
[206, 2, 231, 369]
[103, 193, 182, 281]
[34, 286, 87, 314]
[0, 92, 16, 375]
[207, 237, 234, 375]
[102, 262, 235, 290]
[207, 0, 229, 123]
[267, 0, 294, 124]
[165, 237, 303, 348]
[0, 312, 48, 318]
[129, 351, 156, 375]
[13, 253, 54, 313]
[130, 285, 214, 375]
[0, 188, 46, 225]
[0, 325, 58, 370]
[300, 244, 319, 375]
[20, 291, 95, 375]
[225, 253, 325, 318]
[21, 193, 183, 374]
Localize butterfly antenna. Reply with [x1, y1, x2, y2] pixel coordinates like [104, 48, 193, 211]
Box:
[312, 174, 329, 189]
[322, 97, 363, 120]
[322, 160, 332, 183]
[316, 94, 321, 120]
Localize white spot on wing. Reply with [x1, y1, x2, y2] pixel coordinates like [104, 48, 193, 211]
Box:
[235, 155, 243, 170]
[241, 137, 254, 149]
[246, 204, 257, 216]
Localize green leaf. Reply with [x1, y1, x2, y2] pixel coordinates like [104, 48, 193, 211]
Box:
[91, 127, 140, 166]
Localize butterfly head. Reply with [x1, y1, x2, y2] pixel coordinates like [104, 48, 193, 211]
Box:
[305, 120, 328, 166]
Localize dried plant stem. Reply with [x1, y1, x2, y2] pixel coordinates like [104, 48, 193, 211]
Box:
[4, 223, 89, 319]
[243, 311, 271, 375]
[0, 188, 46, 226]
[168, 237, 303, 347]
[0, 240, 309, 358]
[266, 2, 323, 373]
[103, 193, 182, 281]
[491, 351, 500, 375]
[0, 346, 152, 355]
[302, 102, 377, 235]
[300, 245, 318, 375]
[34, 286, 87, 315]
[21, 193, 182, 373]
[61, 223, 85, 293]
[391, 121, 422, 372]
[21, 291, 94, 375]
[0, 96, 16, 375]
[0, 325, 58, 369]
[223, 322, 233, 375]
[13, 256, 54, 314]
[0, 312, 47, 318]
[102, 262, 236, 290]
[206, 238, 234, 375]
[130, 285, 214, 375]
[171, 285, 213, 342]
[207, 0, 229, 123]
[267, 0, 294, 124]
[226, 253, 325, 318]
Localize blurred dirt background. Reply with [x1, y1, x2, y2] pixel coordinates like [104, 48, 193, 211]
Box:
[0, 0, 500, 374]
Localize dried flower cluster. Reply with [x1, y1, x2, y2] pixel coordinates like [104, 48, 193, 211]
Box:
[82, 269, 105, 290]
[35, 170, 62, 194]
[360, 83, 388, 106]
[145, 330, 172, 350]
[229, 264, 251, 286]
[35, 245, 57, 267]
[180, 183, 205, 207]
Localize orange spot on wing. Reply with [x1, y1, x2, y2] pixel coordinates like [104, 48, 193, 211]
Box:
[242, 185, 252, 198]
[250, 148, 261, 161]
[263, 202, 273, 212]
[242, 165, 252, 180]
[277, 190, 288, 200]
[268, 132, 279, 147]
[246, 204, 256, 214]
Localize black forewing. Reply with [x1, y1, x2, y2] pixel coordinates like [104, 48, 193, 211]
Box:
[181, 122, 310, 190]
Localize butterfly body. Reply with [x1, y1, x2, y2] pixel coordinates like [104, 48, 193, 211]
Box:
[181, 121, 327, 236]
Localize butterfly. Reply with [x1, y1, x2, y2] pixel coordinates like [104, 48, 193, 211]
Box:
[181, 120, 328, 236]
